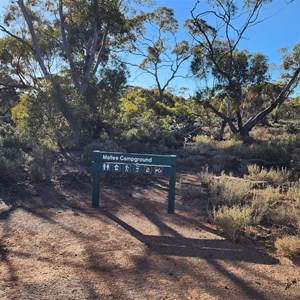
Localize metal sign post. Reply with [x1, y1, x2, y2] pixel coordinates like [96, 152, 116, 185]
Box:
[92, 151, 177, 214]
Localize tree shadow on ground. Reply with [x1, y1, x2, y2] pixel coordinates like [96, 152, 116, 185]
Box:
[0, 171, 297, 300]
[101, 210, 278, 264]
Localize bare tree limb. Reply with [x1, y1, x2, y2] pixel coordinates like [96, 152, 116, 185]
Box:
[58, 0, 80, 90]
[17, 0, 50, 77]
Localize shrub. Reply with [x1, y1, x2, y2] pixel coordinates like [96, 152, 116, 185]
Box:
[210, 173, 252, 206]
[268, 205, 300, 233]
[275, 235, 300, 258]
[0, 130, 27, 183]
[251, 187, 281, 222]
[177, 184, 205, 202]
[288, 183, 300, 208]
[197, 167, 214, 185]
[245, 164, 291, 186]
[211, 205, 260, 241]
[0, 154, 24, 182]
[27, 145, 57, 182]
[246, 140, 295, 165]
[186, 135, 216, 155]
[83, 140, 125, 161]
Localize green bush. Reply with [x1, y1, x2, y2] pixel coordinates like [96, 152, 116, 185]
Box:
[28, 146, 56, 182]
[0, 124, 58, 183]
[245, 164, 291, 185]
[186, 135, 216, 155]
[0, 154, 24, 182]
[198, 167, 214, 185]
[177, 184, 205, 202]
[209, 173, 252, 206]
[288, 182, 300, 208]
[268, 205, 300, 233]
[0, 127, 27, 183]
[83, 140, 125, 161]
[211, 205, 260, 241]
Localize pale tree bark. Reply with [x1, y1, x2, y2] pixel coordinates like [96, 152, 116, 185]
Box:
[58, 0, 80, 91]
[243, 68, 300, 132]
[202, 67, 300, 141]
[17, 0, 50, 78]
[14, 0, 111, 145]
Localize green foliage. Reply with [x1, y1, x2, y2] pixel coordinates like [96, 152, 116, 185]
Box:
[187, 132, 300, 168]
[82, 140, 125, 161]
[0, 124, 27, 183]
[245, 165, 291, 185]
[0, 123, 57, 183]
[177, 184, 205, 202]
[1, 0, 140, 144]
[288, 183, 300, 208]
[211, 205, 260, 241]
[11, 79, 75, 148]
[28, 145, 56, 182]
[117, 87, 193, 146]
[210, 173, 252, 206]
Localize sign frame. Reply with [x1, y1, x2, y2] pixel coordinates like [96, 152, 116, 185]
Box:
[92, 151, 176, 214]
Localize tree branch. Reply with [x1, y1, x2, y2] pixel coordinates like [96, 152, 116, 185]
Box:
[0, 25, 33, 51]
[17, 0, 50, 77]
[244, 68, 300, 131]
[203, 100, 238, 133]
[58, 0, 80, 90]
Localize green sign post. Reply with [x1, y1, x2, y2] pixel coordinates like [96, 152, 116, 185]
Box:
[92, 151, 177, 213]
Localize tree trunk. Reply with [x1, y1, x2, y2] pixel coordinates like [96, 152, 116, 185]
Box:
[217, 120, 227, 140]
[51, 81, 82, 145]
[243, 68, 300, 133]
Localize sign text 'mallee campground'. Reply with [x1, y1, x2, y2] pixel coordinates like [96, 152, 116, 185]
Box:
[92, 151, 176, 213]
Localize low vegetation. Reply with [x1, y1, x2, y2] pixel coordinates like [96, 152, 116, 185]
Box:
[0, 0, 300, 264]
[179, 129, 300, 258]
[210, 205, 260, 242]
[275, 236, 300, 258]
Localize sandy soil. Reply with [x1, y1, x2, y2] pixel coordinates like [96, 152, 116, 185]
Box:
[0, 170, 299, 300]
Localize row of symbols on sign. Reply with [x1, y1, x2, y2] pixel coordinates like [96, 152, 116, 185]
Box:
[102, 163, 163, 175]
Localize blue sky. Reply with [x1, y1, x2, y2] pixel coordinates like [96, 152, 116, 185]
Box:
[129, 0, 300, 96]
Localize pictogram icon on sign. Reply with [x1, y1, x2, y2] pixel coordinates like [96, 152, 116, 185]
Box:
[154, 167, 163, 175]
[92, 151, 177, 214]
[144, 166, 152, 174]
[113, 164, 120, 172]
[103, 163, 110, 171]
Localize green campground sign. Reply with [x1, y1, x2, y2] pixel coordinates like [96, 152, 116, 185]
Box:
[92, 151, 176, 213]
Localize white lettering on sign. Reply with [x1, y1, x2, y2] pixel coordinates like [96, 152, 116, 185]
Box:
[102, 154, 119, 161]
[102, 154, 152, 163]
[120, 155, 152, 163]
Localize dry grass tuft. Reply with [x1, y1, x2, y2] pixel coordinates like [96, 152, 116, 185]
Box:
[210, 173, 252, 206]
[275, 235, 300, 258]
[211, 205, 260, 241]
[288, 183, 300, 208]
[245, 164, 291, 185]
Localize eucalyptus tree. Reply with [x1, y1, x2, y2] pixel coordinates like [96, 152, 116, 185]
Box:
[125, 6, 191, 104]
[186, 0, 300, 141]
[0, 0, 146, 144]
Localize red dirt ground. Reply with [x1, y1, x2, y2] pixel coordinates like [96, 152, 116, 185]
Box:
[0, 170, 299, 299]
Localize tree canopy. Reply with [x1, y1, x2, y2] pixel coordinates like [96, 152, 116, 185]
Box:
[0, 0, 299, 147]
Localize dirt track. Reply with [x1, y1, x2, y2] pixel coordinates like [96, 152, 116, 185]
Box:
[0, 172, 300, 300]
